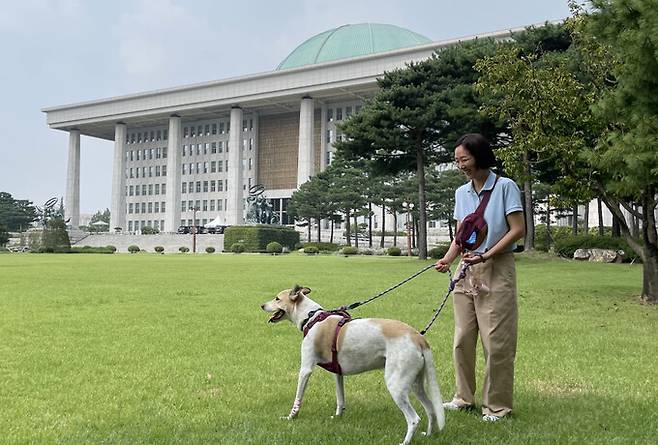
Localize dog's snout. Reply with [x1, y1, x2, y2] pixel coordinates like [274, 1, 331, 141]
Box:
[260, 303, 265, 310]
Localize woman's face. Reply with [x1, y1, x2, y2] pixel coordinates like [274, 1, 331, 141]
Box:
[454, 145, 479, 180]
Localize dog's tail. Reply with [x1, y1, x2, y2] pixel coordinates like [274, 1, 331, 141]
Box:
[421, 347, 445, 431]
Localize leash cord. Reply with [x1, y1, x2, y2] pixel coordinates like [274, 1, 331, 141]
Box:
[420, 263, 470, 335]
[334, 263, 437, 312]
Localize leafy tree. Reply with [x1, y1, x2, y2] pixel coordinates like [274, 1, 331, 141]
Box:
[337, 39, 503, 259]
[426, 168, 465, 241]
[89, 208, 111, 232]
[42, 218, 71, 251]
[580, 0, 658, 303]
[323, 157, 367, 246]
[0, 192, 37, 231]
[288, 173, 331, 242]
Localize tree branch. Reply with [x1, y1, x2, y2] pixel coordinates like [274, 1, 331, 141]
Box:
[619, 200, 643, 219]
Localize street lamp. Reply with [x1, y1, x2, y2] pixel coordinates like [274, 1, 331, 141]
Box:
[191, 206, 200, 253]
[402, 201, 414, 257]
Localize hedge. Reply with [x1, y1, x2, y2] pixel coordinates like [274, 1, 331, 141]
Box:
[302, 242, 339, 252]
[554, 234, 640, 262]
[69, 246, 115, 254]
[223, 225, 299, 252]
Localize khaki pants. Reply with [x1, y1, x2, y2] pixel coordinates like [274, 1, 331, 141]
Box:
[451, 252, 518, 417]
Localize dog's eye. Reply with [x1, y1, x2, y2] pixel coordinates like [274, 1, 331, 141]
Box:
[275, 297, 280, 301]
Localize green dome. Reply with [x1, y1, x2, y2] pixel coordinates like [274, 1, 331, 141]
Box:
[276, 23, 432, 70]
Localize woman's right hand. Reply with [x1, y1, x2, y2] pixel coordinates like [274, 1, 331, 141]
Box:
[435, 257, 451, 273]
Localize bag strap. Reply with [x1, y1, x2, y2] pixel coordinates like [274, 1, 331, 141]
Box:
[473, 174, 499, 217]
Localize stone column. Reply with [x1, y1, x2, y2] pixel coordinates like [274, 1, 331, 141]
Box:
[297, 96, 315, 187]
[65, 129, 80, 227]
[110, 123, 127, 231]
[227, 107, 243, 225]
[320, 103, 328, 171]
[164, 115, 182, 232]
[251, 111, 259, 184]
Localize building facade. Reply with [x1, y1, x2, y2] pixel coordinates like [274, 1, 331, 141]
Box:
[43, 23, 518, 233]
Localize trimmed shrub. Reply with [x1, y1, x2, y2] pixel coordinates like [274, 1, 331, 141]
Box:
[231, 243, 245, 253]
[205, 246, 216, 254]
[303, 242, 339, 252]
[128, 245, 140, 253]
[179, 246, 190, 253]
[387, 246, 402, 256]
[141, 226, 160, 235]
[69, 246, 115, 254]
[342, 246, 358, 255]
[224, 225, 300, 252]
[154, 246, 165, 254]
[106, 245, 117, 253]
[266, 242, 283, 254]
[304, 246, 319, 255]
[554, 235, 640, 262]
[428, 242, 451, 259]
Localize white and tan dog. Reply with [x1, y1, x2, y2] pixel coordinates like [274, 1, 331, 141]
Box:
[261, 285, 445, 445]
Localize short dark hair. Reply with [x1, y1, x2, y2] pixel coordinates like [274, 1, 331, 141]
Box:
[454, 133, 496, 169]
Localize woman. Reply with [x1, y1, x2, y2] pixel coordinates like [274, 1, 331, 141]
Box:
[435, 133, 525, 422]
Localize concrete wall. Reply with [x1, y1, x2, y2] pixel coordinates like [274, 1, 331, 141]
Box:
[74, 233, 224, 253]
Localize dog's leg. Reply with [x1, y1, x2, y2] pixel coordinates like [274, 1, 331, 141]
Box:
[385, 363, 421, 445]
[333, 374, 345, 418]
[283, 365, 313, 420]
[412, 377, 435, 437]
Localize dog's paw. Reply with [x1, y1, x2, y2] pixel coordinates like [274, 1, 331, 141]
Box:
[280, 415, 296, 421]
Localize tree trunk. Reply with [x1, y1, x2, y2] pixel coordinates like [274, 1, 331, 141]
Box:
[572, 204, 578, 236]
[631, 204, 640, 238]
[393, 212, 398, 247]
[354, 214, 359, 248]
[583, 202, 589, 235]
[597, 197, 604, 236]
[307, 219, 311, 243]
[345, 209, 351, 246]
[380, 203, 386, 249]
[416, 147, 428, 259]
[522, 151, 534, 250]
[330, 218, 334, 244]
[368, 202, 373, 248]
[546, 198, 552, 249]
[317, 217, 321, 243]
[448, 220, 453, 242]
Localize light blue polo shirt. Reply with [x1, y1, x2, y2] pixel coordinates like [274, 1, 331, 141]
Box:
[453, 171, 523, 254]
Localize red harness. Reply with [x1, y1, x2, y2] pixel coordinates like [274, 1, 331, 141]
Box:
[301, 310, 352, 375]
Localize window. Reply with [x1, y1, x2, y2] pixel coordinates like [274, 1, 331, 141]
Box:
[202, 200, 208, 211]
[218, 161, 223, 173]
[196, 181, 201, 193]
[327, 108, 333, 122]
[155, 166, 161, 177]
[142, 202, 147, 213]
[137, 132, 142, 143]
[196, 162, 201, 174]
[218, 141, 223, 153]
[128, 221, 133, 232]
[129, 185, 134, 196]
[135, 203, 140, 214]
[326, 130, 333, 144]
[129, 203, 133, 214]
[204, 143, 209, 155]
[135, 186, 140, 196]
[346, 106, 352, 117]
[162, 147, 167, 158]
[184, 127, 189, 138]
[210, 200, 215, 211]
[355, 105, 362, 113]
[142, 185, 147, 195]
[183, 145, 187, 156]
[182, 164, 187, 175]
[219, 122, 225, 134]
[130, 168, 134, 179]
[162, 183, 166, 194]
[143, 149, 147, 160]
[180, 219, 186, 227]
[148, 166, 153, 177]
[225, 160, 228, 171]
[242, 119, 247, 131]
[162, 165, 166, 176]
[249, 138, 253, 150]
[136, 150, 141, 161]
[148, 184, 153, 195]
[156, 130, 161, 141]
[242, 138, 247, 150]
[142, 167, 146, 177]
[188, 200, 193, 210]
[205, 124, 210, 135]
[182, 182, 187, 193]
[163, 130, 168, 140]
[211, 123, 217, 135]
[196, 144, 201, 156]
[148, 202, 153, 213]
[218, 180, 224, 191]
[203, 181, 209, 192]
[210, 180, 216, 192]
[249, 119, 253, 131]
[149, 148, 153, 159]
[181, 201, 186, 212]
[203, 162, 208, 173]
[195, 200, 200, 210]
[336, 107, 343, 121]
[190, 126, 195, 137]
[211, 161, 216, 173]
[211, 142, 217, 154]
[188, 182, 193, 193]
[197, 125, 202, 137]
[218, 199, 223, 211]
[155, 184, 160, 195]
[161, 202, 165, 212]
[130, 150, 134, 161]
[156, 147, 161, 159]
[248, 158, 253, 170]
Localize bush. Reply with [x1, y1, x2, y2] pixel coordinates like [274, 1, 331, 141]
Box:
[231, 243, 245, 253]
[69, 246, 115, 254]
[304, 246, 319, 255]
[361, 249, 374, 255]
[141, 226, 160, 235]
[206, 246, 216, 254]
[42, 219, 71, 251]
[266, 242, 283, 254]
[342, 246, 358, 255]
[128, 245, 140, 254]
[179, 246, 190, 253]
[428, 242, 451, 259]
[303, 242, 339, 252]
[387, 246, 402, 256]
[154, 246, 165, 254]
[106, 245, 117, 253]
[224, 225, 300, 252]
[554, 235, 640, 262]
[535, 225, 573, 252]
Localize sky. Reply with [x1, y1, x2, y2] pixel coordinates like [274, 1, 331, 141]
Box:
[0, 0, 572, 214]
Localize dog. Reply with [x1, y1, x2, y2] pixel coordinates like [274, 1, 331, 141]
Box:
[261, 285, 445, 445]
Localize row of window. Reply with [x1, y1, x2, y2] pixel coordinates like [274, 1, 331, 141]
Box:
[126, 130, 168, 145]
[126, 165, 167, 179]
[327, 105, 361, 123]
[182, 199, 226, 212]
[182, 179, 228, 194]
[128, 201, 166, 214]
[127, 183, 167, 197]
[182, 119, 254, 138]
[125, 147, 168, 162]
[128, 220, 165, 232]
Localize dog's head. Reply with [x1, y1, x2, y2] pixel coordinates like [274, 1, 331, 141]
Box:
[260, 285, 312, 323]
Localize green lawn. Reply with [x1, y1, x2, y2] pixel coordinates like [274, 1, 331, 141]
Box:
[0, 253, 655, 444]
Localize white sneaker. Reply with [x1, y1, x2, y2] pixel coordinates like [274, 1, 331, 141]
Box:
[443, 400, 473, 411]
[482, 414, 503, 422]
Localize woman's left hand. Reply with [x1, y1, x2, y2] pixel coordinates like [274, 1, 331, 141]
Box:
[462, 252, 487, 265]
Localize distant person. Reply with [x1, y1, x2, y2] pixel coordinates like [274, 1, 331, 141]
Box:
[435, 133, 525, 422]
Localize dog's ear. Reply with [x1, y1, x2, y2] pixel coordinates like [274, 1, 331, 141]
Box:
[301, 287, 311, 295]
[289, 285, 303, 302]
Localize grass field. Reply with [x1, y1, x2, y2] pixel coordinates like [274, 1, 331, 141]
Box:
[0, 253, 656, 444]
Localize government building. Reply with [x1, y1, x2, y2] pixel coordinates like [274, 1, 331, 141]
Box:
[43, 23, 517, 233]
